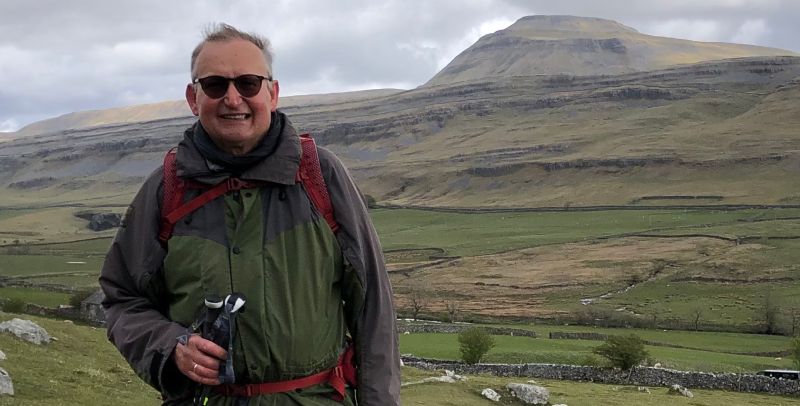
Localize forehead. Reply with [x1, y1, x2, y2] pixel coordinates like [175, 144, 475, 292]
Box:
[194, 39, 268, 77]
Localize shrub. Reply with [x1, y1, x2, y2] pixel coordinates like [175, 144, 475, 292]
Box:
[362, 194, 378, 209]
[790, 336, 800, 370]
[458, 327, 495, 364]
[2, 298, 27, 313]
[579, 353, 604, 367]
[593, 334, 649, 370]
[69, 289, 96, 307]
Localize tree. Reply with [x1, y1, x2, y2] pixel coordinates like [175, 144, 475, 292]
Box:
[408, 284, 431, 321]
[763, 291, 780, 335]
[792, 308, 800, 337]
[445, 300, 460, 323]
[458, 327, 495, 364]
[790, 337, 800, 371]
[593, 334, 649, 370]
[691, 308, 703, 331]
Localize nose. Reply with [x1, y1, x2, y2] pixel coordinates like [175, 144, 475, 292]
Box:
[222, 82, 243, 106]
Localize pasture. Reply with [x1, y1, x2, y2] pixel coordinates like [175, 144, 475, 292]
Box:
[0, 206, 798, 334]
[1, 313, 799, 405]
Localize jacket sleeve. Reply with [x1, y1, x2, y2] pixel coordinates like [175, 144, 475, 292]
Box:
[318, 147, 401, 405]
[98, 169, 192, 398]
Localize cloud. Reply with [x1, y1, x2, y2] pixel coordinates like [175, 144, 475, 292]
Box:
[437, 18, 516, 70]
[0, 0, 798, 130]
[646, 19, 724, 42]
[0, 118, 19, 133]
[731, 19, 769, 45]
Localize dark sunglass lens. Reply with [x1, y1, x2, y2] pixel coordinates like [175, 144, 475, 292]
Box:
[199, 76, 229, 98]
[234, 75, 263, 97]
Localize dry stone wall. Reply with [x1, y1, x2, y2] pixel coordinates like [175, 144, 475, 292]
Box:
[397, 322, 536, 338]
[403, 357, 800, 396]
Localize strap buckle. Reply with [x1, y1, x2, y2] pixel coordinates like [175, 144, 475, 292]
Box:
[226, 177, 248, 191]
[333, 366, 344, 378]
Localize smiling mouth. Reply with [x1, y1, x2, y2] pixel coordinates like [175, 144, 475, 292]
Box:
[220, 113, 251, 120]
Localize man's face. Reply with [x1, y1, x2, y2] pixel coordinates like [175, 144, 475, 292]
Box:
[186, 39, 279, 155]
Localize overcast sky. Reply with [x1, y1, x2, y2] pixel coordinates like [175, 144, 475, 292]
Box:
[1, 0, 799, 132]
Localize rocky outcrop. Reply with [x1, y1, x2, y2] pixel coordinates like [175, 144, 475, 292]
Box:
[75, 212, 122, 231]
[0, 318, 51, 345]
[3, 51, 799, 207]
[0, 368, 13, 396]
[401, 369, 466, 387]
[506, 383, 550, 404]
[668, 383, 694, 398]
[481, 388, 501, 401]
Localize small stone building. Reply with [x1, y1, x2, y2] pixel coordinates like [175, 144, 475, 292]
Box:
[80, 289, 106, 325]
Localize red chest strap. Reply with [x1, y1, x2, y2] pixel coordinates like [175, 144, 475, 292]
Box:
[158, 134, 338, 245]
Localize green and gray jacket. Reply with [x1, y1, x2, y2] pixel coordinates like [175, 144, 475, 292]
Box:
[99, 119, 400, 405]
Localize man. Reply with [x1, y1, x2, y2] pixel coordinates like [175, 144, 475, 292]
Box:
[99, 23, 401, 405]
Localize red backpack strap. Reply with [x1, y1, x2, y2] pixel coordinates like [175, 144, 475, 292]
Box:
[159, 147, 185, 245]
[296, 134, 339, 233]
[158, 134, 338, 245]
[158, 148, 258, 245]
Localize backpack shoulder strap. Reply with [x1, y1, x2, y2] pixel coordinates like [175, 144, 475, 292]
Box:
[158, 134, 339, 245]
[296, 134, 339, 233]
[158, 149, 257, 245]
[159, 147, 185, 245]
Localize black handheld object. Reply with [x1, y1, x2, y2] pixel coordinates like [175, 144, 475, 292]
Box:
[191, 293, 246, 385]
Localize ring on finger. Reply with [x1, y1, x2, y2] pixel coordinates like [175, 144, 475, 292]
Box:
[192, 362, 199, 374]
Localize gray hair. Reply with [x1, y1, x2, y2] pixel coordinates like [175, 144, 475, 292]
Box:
[190, 23, 274, 79]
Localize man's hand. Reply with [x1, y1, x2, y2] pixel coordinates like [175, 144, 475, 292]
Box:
[174, 334, 227, 385]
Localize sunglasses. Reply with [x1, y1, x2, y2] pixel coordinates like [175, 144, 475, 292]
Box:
[192, 74, 271, 99]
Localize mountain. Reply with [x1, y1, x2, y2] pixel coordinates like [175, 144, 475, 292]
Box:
[10, 89, 403, 138]
[1, 16, 799, 210]
[426, 15, 797, 86]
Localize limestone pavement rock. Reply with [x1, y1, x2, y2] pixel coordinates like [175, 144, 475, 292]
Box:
[507, 383, 550, 405]
[0, 318, 52, 345]
[481, 388, 501, 401]
[0, 368, 13, 396]
[668, 384, 694, 398]
[422, 370, 467, 384]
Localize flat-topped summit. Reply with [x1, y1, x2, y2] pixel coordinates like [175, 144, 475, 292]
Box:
[426, 15, 797, 86]
[505, 15, 639, 38]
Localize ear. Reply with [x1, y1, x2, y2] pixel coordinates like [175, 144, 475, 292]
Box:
[185, 83, 199, 116]
[269, 80, 280, 112]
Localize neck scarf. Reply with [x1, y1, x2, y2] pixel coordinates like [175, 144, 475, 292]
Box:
[193, 110, 285, 174]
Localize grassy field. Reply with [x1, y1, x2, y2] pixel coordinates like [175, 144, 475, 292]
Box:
[1, 207, 799, 329]
[487, 324, 792, 355]
[1, 313, 799, 405]
[399, 332, 794, 373]
[371, 208, 800, 257]
[0, 288, 71, 308]
[0, 254, 105, 278]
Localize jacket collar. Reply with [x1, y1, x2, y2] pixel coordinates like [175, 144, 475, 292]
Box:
[175, 116, 301, 186]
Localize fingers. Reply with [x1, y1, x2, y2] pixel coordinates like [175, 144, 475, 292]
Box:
[192, 335, 228, 360]
[174, 334, 228, 385]
[187, 361, 221, 386]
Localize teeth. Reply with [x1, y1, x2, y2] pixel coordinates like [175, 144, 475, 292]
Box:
[221, 114, 248, 119]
